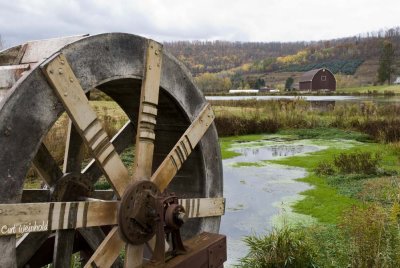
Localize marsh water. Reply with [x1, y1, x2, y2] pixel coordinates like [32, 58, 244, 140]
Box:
[220, 138, 323, 266]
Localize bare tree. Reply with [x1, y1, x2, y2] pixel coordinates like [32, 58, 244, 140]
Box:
[0, 34, 3, 50]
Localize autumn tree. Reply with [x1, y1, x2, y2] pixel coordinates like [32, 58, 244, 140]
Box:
[194, 73, 232, 93]
[377, 40, 395, 84]
[285, 77, 294, 91]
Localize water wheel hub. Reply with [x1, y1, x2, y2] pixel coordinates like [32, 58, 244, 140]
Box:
[118, 180, 160, 245]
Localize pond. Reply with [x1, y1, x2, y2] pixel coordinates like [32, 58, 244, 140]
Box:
[221, 138, 323, 266]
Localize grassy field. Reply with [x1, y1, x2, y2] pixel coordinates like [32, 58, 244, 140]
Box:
[337, 84, 400, 94]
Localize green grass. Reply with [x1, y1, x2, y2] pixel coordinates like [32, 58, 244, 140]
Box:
[278, 128, 371, 142]
[267, 136, 400, 223]
[219, 134, 265, 159]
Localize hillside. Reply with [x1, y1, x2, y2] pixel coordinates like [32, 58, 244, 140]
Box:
[164, 27, 400, 91]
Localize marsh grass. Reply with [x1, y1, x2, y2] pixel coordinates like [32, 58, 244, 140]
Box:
[212, 99, 400, 143]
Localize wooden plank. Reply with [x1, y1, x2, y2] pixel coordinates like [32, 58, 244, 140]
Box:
[16, 232, 50, 268]
[178, 198, 225, 218]
[124, 244, 144, 268]
[22, 189, 50, 203]
[41, 53, 130, 198]
[82, 120, 135, 184]
[83, 226, 125, 268]
[53, 230, 75, 268]
[143, 232, 226, 268]
[133, 40, 162, 180]
[127, 39, 163, 268]
[151, 104, 215, 192]
[32, 143, 63, 187]
[21, 189, 114, 202]
[0, 200, 118, 236]
[63, 118, 84, 172]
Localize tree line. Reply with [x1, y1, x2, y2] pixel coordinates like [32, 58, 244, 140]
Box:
[164, 27, 400, 76]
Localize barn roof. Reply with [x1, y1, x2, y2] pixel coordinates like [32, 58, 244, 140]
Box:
[299, 68, 331, 82]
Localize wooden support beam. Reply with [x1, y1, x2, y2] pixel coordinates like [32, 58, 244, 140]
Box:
[0, 200, 118, 236]
[83, 226, 124, 268]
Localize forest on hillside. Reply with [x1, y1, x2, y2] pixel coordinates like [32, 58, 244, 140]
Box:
[165, 27, 400, 91]
[165, 27, 400, 75]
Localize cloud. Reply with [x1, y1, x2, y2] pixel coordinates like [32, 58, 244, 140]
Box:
[1, 0, 399, 47]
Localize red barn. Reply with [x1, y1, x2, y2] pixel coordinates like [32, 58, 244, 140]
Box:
[299, 68, 336, 91]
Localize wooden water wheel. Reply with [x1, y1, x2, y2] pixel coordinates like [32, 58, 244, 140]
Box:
[0, 34, 225, 267]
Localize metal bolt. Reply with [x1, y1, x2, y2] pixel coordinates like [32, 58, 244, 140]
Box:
[0, 209, 3, 214]
[155, 50, 159, 55]
[64, 91, 68, 97]
[60, 60, 65, 65]
[177, 212, 186, 222]
[149, 65, 152, 70]
[58, 68, 63, 75]
[49, 69, 54, 74]
[69, 78, 74, 83]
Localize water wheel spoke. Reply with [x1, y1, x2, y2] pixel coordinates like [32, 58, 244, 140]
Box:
[151, 104, 215, 192]
[133, 40, 162, 181]
[63, 118, 84, 173]
[82, 121, 135, 185]
[41, 54, 130, 198]
[0, 200, 118, 236]
[53, 229, 75, 267]
[32, 143, 63, 187]
[124, 40, 163, 267]
[16, 232, 50, 268]
[83, 226, 125, 268]
[179, 197, 225, 218]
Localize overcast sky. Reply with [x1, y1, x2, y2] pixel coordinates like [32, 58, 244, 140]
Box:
[1, 0, 399, 47]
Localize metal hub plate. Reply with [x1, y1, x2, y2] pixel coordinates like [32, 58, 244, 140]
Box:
[118, 180, 160, 245]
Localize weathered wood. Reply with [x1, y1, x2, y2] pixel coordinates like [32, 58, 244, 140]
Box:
[0, 236, 16, 268]
[41, 53, 130, 198]
[53, 230, 75, 268]
[151, 103, 215, 192]
[63, 118, 84, 173]
[32, 143, 63, 187]
[126, 39, 163, 268]
[143, 233, 226, 268]
[16, 232, 50, 268]
[22, 189, 51, 203]
[79, 227, 123, 268]
[0, 64, 30, 89]
[82, 121, 135, 184]
[0, 200, 118, 236]
[133, 40, 162, 180]
[83, 226, 124, 268]
[179, 197, 225, 219]
[124, 244, 143, 268]
[21, 189, 114, 202]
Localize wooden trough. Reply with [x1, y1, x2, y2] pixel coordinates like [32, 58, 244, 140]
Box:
[0, 33, 225, 267]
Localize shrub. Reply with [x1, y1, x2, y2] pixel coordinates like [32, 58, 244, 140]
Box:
[333, 151, 382, 175]
[340, 205, 400, 267]
[314, 162, 335, 176]
[238, 226, 317, 267]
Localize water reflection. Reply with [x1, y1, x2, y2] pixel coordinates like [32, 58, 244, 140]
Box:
[221, 140, 322, 266]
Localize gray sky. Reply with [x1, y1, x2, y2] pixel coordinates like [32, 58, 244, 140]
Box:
[1, 0, 399, 47]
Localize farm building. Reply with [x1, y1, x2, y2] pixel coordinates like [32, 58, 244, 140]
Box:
[299, 68, 336, 91]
